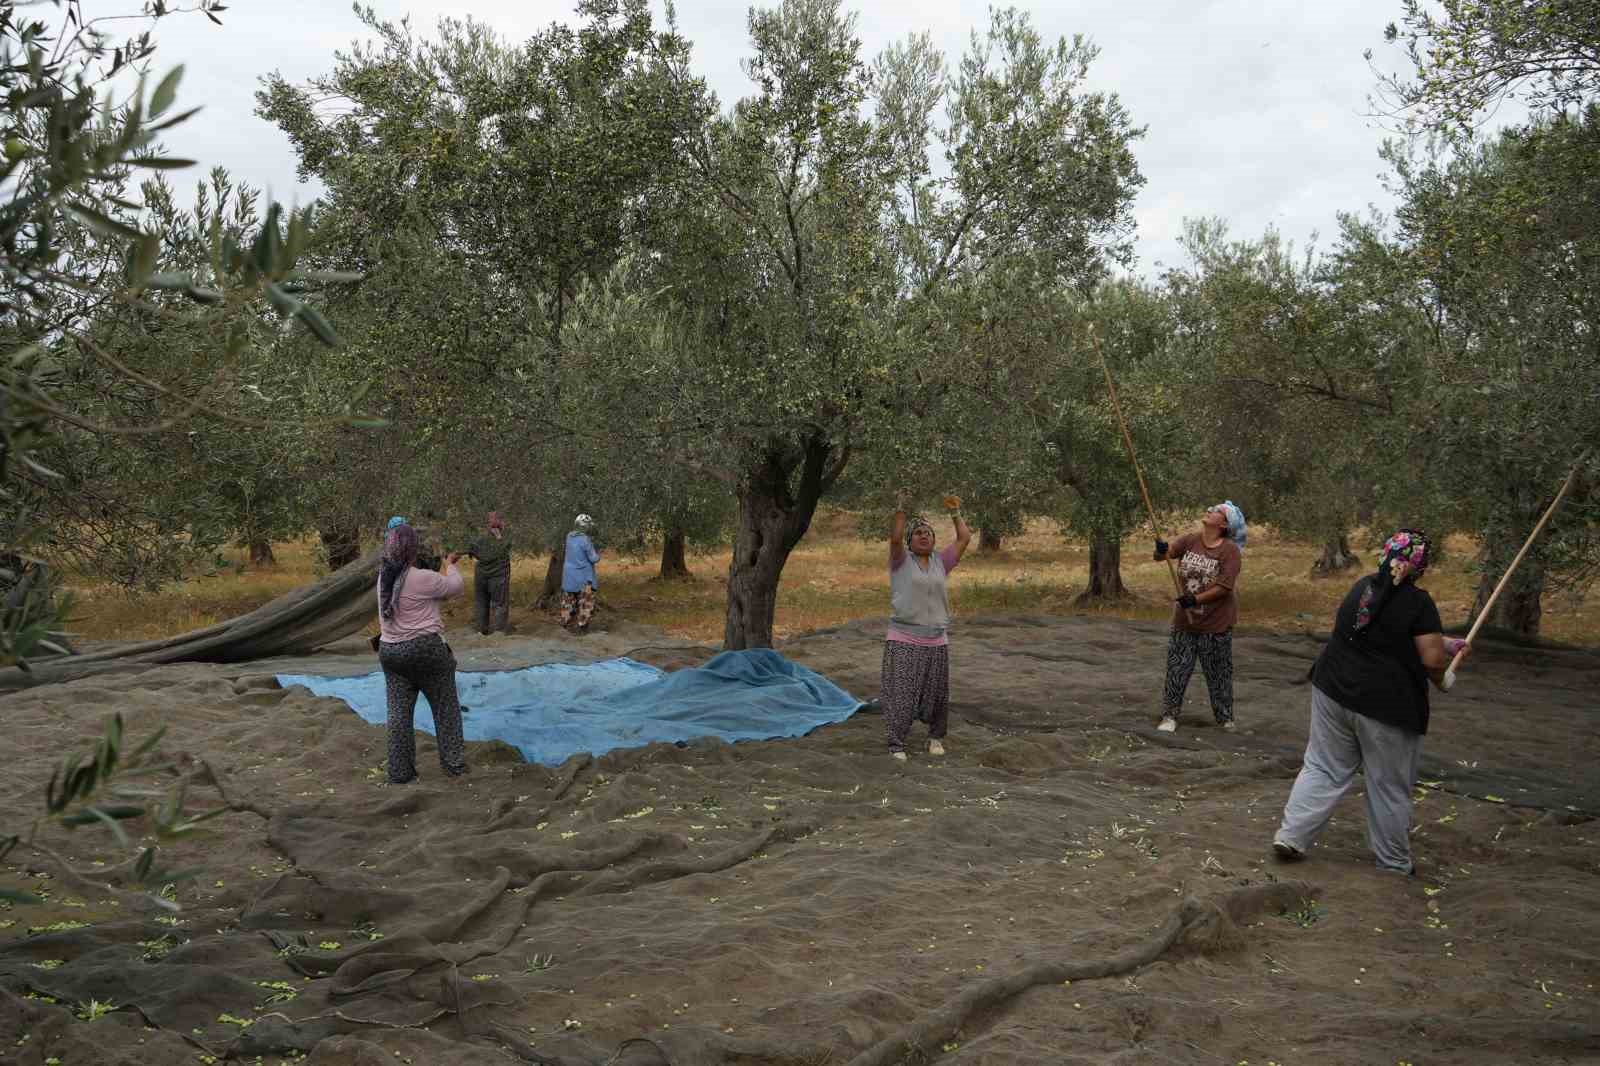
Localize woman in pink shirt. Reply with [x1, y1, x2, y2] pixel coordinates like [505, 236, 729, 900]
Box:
[883, 494, 972, 762]
[375, 522, 469, 783]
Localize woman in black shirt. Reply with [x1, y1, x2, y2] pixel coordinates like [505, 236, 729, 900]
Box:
[1272, 529, 1468, 874]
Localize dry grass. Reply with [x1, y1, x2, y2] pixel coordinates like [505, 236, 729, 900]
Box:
[62, 511, 1600, 647]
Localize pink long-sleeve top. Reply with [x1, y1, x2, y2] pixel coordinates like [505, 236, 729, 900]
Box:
[376, 563, 464, 643]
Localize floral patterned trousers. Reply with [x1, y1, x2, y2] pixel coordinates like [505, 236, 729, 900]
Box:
[560, 583, 596, 629]
[880, 640, 950, 753]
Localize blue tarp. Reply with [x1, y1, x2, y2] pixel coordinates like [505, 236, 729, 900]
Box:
[277, 649, 861, 766]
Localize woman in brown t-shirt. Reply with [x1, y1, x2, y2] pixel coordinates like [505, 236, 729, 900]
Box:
[1152, 502, 1246, 734]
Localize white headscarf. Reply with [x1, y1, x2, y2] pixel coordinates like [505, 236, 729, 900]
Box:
[1209, 500, 1248, 554]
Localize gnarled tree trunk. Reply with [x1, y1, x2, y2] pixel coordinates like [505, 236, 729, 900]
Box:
[319, 524, 361, 571]
[537, 538, 566, 609]
[659, 528, 690, 579]
[1075, 533, 1128, 604]
[1310, 532, 1356, 578]
[249, 538, 276, 567]
[1471, 544, 1546, 637]
[978, 528, 1004, 554]
[723, 435, 847, 650]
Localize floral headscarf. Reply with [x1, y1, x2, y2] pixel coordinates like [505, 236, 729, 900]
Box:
[904, 515, 935, 550]
[379, 523, 420, 621]
[1351, 527, 1431, 636]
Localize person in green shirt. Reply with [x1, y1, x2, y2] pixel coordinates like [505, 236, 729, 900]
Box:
[467, 511, 513, 635]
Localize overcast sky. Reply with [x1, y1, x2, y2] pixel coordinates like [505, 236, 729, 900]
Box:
[123, 0, 1433, 275]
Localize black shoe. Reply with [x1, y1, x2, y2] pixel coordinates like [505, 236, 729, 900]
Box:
[389, 773, 418, 786]
[444, 765, 470, 778]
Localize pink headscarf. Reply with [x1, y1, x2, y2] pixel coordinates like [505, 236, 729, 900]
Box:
[487, 511, 505, 532]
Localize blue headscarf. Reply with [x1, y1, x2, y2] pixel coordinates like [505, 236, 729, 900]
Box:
[386, 515, 407, 531]
[1210, 501, 1248, 554]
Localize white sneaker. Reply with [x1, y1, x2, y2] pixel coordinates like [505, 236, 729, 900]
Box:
[891, 751, 908, 762]
[1157, 716, 1178, 733]
[928, 739, 946, 756]
[1220, 721, 1235, 732]
[1272, 838, 1304, 862]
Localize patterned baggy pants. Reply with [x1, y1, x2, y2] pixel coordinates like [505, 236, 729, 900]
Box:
[474, 569, 510, 634]
[881, 640, 950, 753]
[377, 633, 468, 783]
[1276, 686, 1422, 873]
[1162, 628, 1234, 724]
[560, 584, 596, 629]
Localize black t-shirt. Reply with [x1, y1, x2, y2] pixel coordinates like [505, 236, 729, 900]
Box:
[1311, 576, 1443, 735]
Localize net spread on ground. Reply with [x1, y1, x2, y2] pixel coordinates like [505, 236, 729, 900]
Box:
[277, 648, 861, 766]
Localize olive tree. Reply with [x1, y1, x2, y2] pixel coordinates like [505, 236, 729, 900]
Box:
[1382, 113, 1600, 633]
[1375, 0, 1600, 131]
[1, 0, 362, 660]
[258, 0, 709, 596]
[610, 1, 1143, 647]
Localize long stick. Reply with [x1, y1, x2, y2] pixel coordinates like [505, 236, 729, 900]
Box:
[1089, 323, 1184, 599]
[1446, 452, 1588, 686]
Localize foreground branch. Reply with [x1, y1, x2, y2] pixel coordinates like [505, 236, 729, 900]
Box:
[844, 880, 1316, 1066]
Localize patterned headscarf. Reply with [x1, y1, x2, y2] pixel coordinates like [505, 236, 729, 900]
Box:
[904, 515, 935, 550]
[487, 511, 505, 532]
[379, 523, 420, 620]
[386, 515, 407, 531]
[1209, 501, 1248, 554]
[1351, 527, 1431, 636]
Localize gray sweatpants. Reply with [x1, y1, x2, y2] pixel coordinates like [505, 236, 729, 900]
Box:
[1276, 686, 1422, 873]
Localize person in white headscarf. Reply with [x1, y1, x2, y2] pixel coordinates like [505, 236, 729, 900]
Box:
[1151, 501, 1248, 734]
[560, 513, 601, 634]
[881, 493, 972, 762]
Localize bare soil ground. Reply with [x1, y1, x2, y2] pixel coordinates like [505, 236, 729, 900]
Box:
[3, 614, 1598, 1065]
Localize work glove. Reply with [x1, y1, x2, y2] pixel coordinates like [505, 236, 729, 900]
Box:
[1153, 538, 1169, 561]
[1176, 592, 1199, 610]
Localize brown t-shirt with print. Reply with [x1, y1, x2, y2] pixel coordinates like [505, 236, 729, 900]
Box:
[1168, 533, 1242, 634]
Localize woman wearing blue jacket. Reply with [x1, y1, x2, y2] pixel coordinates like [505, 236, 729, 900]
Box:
[560, 514, 601, 634]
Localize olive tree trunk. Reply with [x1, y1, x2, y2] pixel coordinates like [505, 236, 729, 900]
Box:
[319, 524, 361, 571]
[723, 435, 847, 651]
[978, 528, 1004, 554]
[1310, 532, 1357, 578]
[249, 538, 276, 567]
[659, 528, 690, 579]
[1471, 544, 1546, 637]
[537, 538, 567, 609]
[1074, 534, 1129, 604]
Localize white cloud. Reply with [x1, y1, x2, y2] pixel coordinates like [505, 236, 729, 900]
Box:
[109, 0, 1464, 273]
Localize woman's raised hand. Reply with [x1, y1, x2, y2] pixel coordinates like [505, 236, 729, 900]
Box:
[943, 494, 962, 513]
